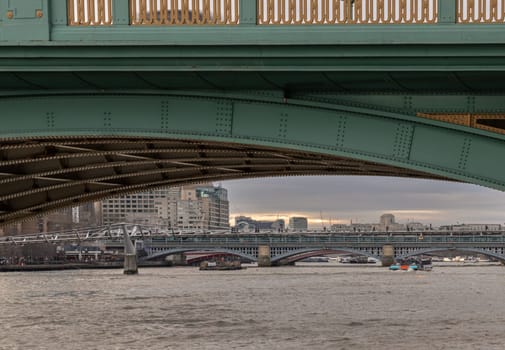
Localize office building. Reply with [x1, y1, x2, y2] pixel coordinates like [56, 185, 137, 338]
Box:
[289, 217, 308, 231]
[101, 183, 229, 230]
[234, 216, 285, 232]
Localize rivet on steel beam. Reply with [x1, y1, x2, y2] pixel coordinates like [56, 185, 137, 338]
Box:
[36, 10, 43, 18]
[6, 11, 14, 19]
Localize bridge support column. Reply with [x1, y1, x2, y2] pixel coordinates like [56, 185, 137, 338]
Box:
[172, 253, 187, 266]
[381, 244, 395, 267]
[257, 245, 271, 267]
[123, 225, 138, 275]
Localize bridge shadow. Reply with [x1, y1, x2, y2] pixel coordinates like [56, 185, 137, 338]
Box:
[271, 248, 381, 265]
[397, 247, 505, 263]
[142, 248, 257, 264]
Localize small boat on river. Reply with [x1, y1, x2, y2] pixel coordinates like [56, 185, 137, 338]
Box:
[389, 257, 432, 271]
[199, 261, 244, 271]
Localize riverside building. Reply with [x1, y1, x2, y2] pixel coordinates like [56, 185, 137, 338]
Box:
[439, 224, 502, 232]
[101, 183, 229, 231]
[234, 216, 285, 232]
[289, 217, 308, 231]
[0, 202, 102, 236]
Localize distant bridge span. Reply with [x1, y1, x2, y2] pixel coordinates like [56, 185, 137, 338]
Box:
[269, 248, 380, 264]
[137, 233, 505, 263]
[396, 247, 505, 262]
[144, 248, 257, 264]
[2, 224, 505, 263]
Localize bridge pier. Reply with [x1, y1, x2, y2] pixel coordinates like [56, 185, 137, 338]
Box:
[381, 244, 395, 267]
[257, 245, 271, 267]
[171, 253, 187, 266]
[123, 225, 138, 275]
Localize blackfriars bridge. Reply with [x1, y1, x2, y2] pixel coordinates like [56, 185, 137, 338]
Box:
[140, 232, 505, 265]
[2, 224, 505, 266]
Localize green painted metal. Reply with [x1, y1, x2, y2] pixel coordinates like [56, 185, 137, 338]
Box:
[112, 0, 129, 26]
[239, 0, 257, 25]
[39, 25, 505, 45]
[438, 0, 457, 24]
[49, 0, 67, 27]
[0, 0, 49, 41]
[0, 1, 505, 45]
[1, 0, 505, 223]
[1, 93, 505, 192]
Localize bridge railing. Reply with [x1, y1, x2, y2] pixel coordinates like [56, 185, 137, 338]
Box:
[129, 0, 240, 25]
[139, 232, 505, 245]
[68, 0, 113, 25]
[65, 0, 505, 26]
[3, 228, 505, 245]
[258, 0, 438, 25]
[458, 0, 505, 23]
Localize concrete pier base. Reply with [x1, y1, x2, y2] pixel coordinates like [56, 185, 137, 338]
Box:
[381, 244, 395, 267]
[257, 245, 271, 267]
[123, 225, 138, 275]
[124, 254, 138, 275]
[172, 253, 187, 266]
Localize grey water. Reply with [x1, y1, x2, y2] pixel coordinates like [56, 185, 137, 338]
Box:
[1, 264, 504, 350]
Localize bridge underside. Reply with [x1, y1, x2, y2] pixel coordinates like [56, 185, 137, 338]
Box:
[0, 137, 447, 225]
[397, 247, 505, 262]
[2, 70, 505, 93]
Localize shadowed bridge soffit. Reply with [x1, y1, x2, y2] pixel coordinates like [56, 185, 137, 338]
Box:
[0, 137, 450, 226]
[2, 71, 505, 94]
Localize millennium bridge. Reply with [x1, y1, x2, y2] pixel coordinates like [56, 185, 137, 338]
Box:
[2, 0, 505, 271]
[2, 223, 505, 266]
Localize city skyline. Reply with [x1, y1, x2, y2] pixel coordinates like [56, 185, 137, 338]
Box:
[224, 176, 505, 228]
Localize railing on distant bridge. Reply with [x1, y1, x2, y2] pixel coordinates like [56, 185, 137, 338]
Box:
[1, 223, 505, 245]
[66, 0, 505, 26]
[140, 232, 505, 245]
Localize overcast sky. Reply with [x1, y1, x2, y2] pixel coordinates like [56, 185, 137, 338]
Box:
[222, 176, 505, 228]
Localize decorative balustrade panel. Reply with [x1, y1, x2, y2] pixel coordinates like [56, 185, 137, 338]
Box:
[65, 0, 505, 26]
[258, 0, 438, 24]
[68, 0, 113, 25]
[130, 0, 239, 25]
[458, 0, 505, 23]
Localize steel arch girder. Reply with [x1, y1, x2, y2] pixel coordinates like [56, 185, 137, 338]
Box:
[271, 247, 381, 263]
[1, 93, 505, 192]
[143, 248, 257, 263]
[396, 247, 505, 262]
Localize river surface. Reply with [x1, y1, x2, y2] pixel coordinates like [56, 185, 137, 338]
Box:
[0, 263, 504, 350]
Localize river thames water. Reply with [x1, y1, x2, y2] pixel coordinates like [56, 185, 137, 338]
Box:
[0, 263, 504, 350]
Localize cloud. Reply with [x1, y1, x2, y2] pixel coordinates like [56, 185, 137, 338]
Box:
[223, 176, 505, 227]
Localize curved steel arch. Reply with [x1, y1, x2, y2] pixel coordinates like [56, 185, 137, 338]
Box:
[397, 247, 505, 262]
[1, 92, 505, 223]
[143, 248, 258, 263]
[271, 248, 381, 263]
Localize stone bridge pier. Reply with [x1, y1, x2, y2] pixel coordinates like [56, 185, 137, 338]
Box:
[123, 226, 138, 275]
[258, 245, 271, 267]
[381, 244, 395, 267]
[171, 253, 187, 266]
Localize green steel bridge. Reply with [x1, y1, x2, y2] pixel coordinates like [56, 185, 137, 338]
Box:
[1, 0, 505, 226]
